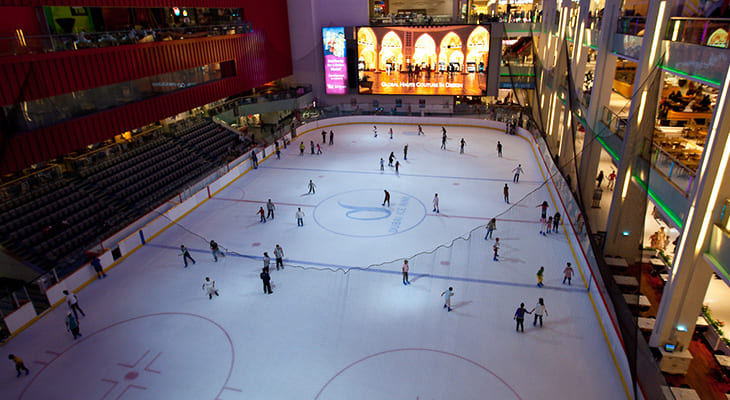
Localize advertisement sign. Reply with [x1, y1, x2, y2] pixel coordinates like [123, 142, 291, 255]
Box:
[323, 27, 348, 95]
[356, 25, 489, 95]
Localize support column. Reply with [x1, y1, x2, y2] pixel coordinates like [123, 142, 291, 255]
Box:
[570, 0, 591, 93]
[650, 63, 730, 373]
[603, 0, 670, 262]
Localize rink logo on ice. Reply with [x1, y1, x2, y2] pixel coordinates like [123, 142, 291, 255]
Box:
[314, 190, 426, 238]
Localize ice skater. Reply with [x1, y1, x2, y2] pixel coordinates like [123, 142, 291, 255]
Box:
[403, 144, 408, 160]
[537, 201, 549, 222]
[536, 266, 545, 287]
[316, 144, 322, 155]
[497, 141, 503, 157]
[512, 164, 524, 183]
[540, 216, 552, 235]
[308, 179, 316, 194]
[460, 138, 466, 154]
[65, 311, 81, 339]
[504, 184, 510, 204]
[91, 256, 106, 279]
[441, 287, 454, 311]
[310, 140, 315, 155]
[432, 193, 439, 213]
[402, 259, 410, 285]
[563, 263, 574, 285]
[257, 206, 267, 223]
[202, 277, 220, 300]
[299, 141, 305, 156]
[418, 125, 424, 135]
[8, 354, 29, 377]
[441, 129, 447, 150]
[380, 158, 385, 171]
[263, 252, 271, 271]
[63, 290, 85, 319]
[514, 303, 530, 332]
[251, 151, 258, 169]
[373, 125, 378, 137]
[322, 130, 327, 143]
[531, 298, 548, 327]
[382, 190, 390, 207]
[180, 244, 195, 267]
[389, 128, 393, 139]
[388, 152, 395, 167]
[485, 218, 496, 239]
[276, 146, 280, 159]
[267, 199, 276, 219]
[576, 212, 584, 233]
[296, 208, 305, 226]
[274, 244, 284, 270]
[552, 212, 561, 232]
[395, 161, 400, 175]
[329, 130, 334, 145]
[210, 240, 225, 261]
[493, 238, 500, 261]
[260, 267, 272, 294]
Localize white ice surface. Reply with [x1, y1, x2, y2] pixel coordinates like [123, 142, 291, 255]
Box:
[1, 123, 628, 399]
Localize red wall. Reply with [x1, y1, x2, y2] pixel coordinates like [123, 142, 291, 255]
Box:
[0, 0, 292, 173]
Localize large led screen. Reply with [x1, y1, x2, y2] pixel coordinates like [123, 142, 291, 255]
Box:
[357, 25, 489, 95]
[322, 27, 348, 95]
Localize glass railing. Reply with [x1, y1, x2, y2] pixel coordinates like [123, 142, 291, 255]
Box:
[617, 16, 730, 48]
[0, 22, 252, 57]
[617, 16, 646, 37]
[601, 106, 628, 139]
[650, 142, 696, 197]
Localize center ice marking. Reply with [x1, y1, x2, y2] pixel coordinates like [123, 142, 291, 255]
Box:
[314, 189, 426, 238]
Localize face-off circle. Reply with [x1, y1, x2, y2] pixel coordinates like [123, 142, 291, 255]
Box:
[315, 348, 522, 400]
[19, 313, 237, 400]
[313, 190, 426, 238]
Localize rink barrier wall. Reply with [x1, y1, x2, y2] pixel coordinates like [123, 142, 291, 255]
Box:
[2, 116, 634, 396]
[528, 129, 635, 399]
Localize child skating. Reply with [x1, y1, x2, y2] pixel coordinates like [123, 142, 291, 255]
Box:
[493, 238, 500, 261]
[441, 287, 454, 311]
[202, 277, 220, 299]
[563, 263, 574, 285]
[380, 158, 385, 171]
[8, 354, 29, 377]
[383, 190, 390, 207]
[536, 266, 545, 287]
[531, 298, 548, 327]
[432, 193, 439, 213]
[540, 216, 552, 235]
[257, 206, 267, 223]
[514, 303, 531, 332]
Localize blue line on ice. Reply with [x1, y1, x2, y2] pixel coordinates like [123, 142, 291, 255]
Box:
[147, 244, 586, 293]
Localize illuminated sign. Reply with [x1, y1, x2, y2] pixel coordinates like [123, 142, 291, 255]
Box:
[322, 27, 348, 95]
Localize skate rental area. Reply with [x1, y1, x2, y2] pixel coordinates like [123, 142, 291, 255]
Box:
[1, 120, 629, 399]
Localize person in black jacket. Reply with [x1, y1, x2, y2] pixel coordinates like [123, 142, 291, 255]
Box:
[260, 267, 272, 294]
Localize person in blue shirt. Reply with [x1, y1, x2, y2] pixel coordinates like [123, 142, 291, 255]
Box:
[514, 302, 531, 332]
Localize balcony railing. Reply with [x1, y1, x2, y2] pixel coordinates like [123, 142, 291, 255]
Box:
[601, 106, 628, 139]
[650, 141, 696, 196]
[617, 16, 730, 48]
[0, 22, 252, 58]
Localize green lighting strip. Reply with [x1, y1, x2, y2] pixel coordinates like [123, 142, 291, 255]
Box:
[659, 64, 722, 88]
[500, 73, 536, 77]
[634, 175, 684, 228]
[705, 253, 730, 282]
[594, 134, 621, 161]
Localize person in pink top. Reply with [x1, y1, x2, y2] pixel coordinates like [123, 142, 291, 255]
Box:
[402, 260, 410, 285]
[563, 262, 575, 285]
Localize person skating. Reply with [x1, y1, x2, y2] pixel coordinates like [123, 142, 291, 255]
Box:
[497, 141, 503, 157]
[388, 152, 395, 167]
[274, 244, 284, 270]
[296, 208, 305, 227]
[251, 150, 258, 169]
[90, 256, 106, 279]
[441, 287, 454, 311]
[485, 218, 496, 240]
[260, 267, 272, 294]
[537, 201, 549, 222]
[417, 125, 423, 135]
[512, 164, 524, 183]
[276, 146, 281, 159]
[263, 252, 271, 271]
[460, 138, 466, 154]
[8, 354, 29, 377]
[267, 199, 276, 219]
[310, 140, 315, 155]
[531, 298, 548, 327]
[504, 184, 510, 203]
[316, 144, 322, 155]
[322, 130, 327, 143]
[257, 206, 267, 223]
[403, 144, 408, 160]
[202, 277, 220, 300]
[402, 259, 410, 285]
[180, 245, 196, 268]
[552, 212, 561, 232]
[380, 158, 385, 171]
[308, 179, 316, 194]
[299, 141, 305, 156]
[563, 263, 574, 285]
[63, 290, 85, 319]
[382, 190, 390, 207]
[432, 193, 439, 213]
[395, 161, 400, 175]
[540, 216, 552, 235]
[514, 303, 531, 332]
[329, 130, 334, 145]
[389, 128, 393, 139]
[210, 240, 225, 262]
[441, 129, 447, 150]
[65, 311, 82, 340]
[493, 238, 500, 261]
[536, 266, 545, 287]
[373, 125, 378, 137]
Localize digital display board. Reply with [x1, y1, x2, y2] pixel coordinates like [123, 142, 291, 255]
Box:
[356, 25, 489, 95]
[322, 27, 348, 95]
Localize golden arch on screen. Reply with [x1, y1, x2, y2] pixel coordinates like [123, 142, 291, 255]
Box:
[466, 26, 489, 65]
[439, 32, 463, 70]
[413, 34, 437, 69]
[358, 28, 377, 70]
[379, 31, 403, 71]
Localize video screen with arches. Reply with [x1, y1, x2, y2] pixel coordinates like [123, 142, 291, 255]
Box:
[356, 25, 489, 95]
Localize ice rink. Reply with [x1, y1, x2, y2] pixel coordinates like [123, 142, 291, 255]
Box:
[1, 121, 629, 399]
